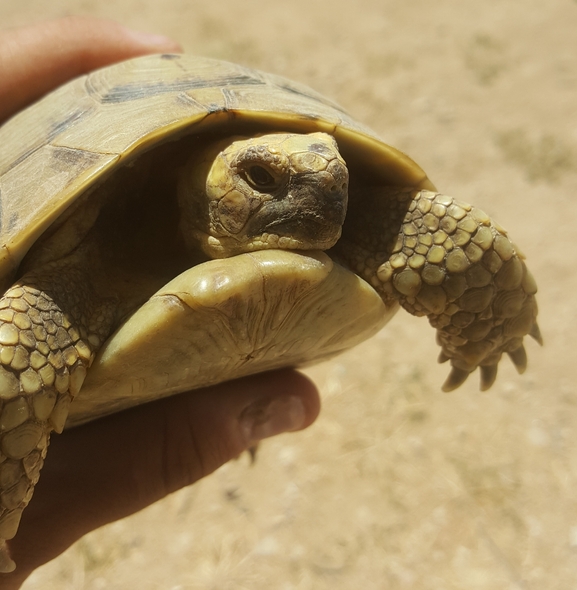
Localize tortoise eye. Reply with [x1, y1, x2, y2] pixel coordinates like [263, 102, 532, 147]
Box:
[245, 165, 277, 189]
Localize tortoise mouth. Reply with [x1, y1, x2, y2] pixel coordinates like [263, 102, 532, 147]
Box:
[257, 216, 343, 250]
[244, 179, 348, 250]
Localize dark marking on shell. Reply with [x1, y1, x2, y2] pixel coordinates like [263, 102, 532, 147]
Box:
[48, 147, 101, 173]
[2, 108, 93, 176]
[277, 82, 348, 114]
[278, 82, 319, 100]
[47, 108, 91, 140]
[5, 211, 20, 234]
[160, 54, 181, 60]
[95, 73, 266, 104]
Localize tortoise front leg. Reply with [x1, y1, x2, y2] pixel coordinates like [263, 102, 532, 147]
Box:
[336, 188, 541, 391]
[0, 262, 115, 572]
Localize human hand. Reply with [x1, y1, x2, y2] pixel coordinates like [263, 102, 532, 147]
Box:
[0, 16, 182, 125]
[4, 370, 318, 589]
[0, 18, 320, 588]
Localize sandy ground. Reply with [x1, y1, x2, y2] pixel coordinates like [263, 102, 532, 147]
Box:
[1, 1, 576, 588]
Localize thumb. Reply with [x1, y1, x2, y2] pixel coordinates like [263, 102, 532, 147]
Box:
[137, 368, 320, 498]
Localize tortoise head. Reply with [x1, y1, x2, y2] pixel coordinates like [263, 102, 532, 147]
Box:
[178, 132, 349, 258]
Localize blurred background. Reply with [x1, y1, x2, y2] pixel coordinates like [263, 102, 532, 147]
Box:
[2, 1, 576, 588]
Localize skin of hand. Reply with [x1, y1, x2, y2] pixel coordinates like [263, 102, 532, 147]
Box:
[0, 17, 321, 588]
[0, 16, 183, 125]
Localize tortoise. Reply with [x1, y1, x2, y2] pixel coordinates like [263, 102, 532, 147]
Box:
[0, 53, 540, 571]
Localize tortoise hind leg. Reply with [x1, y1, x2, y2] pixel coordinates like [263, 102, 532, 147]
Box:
[335, 187, 541, 391]
[0, 263, 115, 572]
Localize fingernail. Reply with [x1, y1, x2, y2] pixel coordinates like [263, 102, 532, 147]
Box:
[240, 395, 306, 444]
[126, 29, 182, 52]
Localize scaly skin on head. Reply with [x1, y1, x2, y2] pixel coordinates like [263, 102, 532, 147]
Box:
[334, 187, 541, 391]
[178, 132, 349, 258]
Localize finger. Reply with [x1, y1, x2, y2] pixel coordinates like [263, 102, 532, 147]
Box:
[4, 369, 319, 581]
[0, 16, 182, 124]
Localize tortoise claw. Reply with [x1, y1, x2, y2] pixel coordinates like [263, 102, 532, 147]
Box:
[248, 443, 259, 464]
[480, 364, 498, 391]
[507, 345, 528, 374]
[530, 322, 544, 346]
[438, 351, 450, 364]
[442, 366, 470, 392]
